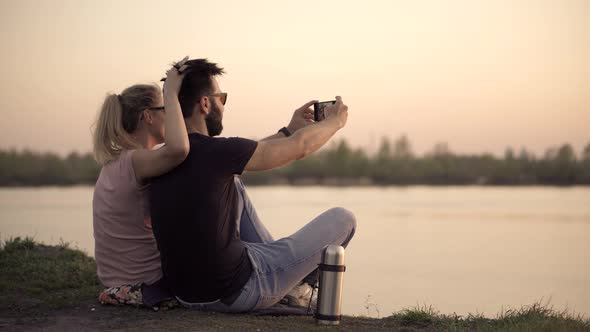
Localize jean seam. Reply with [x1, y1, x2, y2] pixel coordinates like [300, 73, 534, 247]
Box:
[242, 207, 265, 244]
[238, 181, 267, 244]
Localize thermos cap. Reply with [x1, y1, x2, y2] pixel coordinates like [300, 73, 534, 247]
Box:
[322, 245, 345, 266]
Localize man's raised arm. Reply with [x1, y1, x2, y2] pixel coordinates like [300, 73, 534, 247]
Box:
[245, 96, 348, 172]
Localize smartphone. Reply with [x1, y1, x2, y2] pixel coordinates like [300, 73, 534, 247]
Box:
[314, 100, 336, 122]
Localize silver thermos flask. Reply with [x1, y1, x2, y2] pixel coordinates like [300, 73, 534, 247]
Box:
[315, 245, 346, 325]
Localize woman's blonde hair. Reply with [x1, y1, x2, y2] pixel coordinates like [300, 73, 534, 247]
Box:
[92, 84, 161, 165]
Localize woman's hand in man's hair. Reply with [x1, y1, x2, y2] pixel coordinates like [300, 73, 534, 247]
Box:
[163, 56, 189, 96]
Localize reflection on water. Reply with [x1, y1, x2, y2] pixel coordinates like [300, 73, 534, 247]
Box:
[1, 186, 589, 317]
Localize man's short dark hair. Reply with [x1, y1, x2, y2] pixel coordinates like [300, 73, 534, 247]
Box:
[178, 59, 225, 118]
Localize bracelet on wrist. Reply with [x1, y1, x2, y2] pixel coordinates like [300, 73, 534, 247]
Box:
[278, 126, 291, 137]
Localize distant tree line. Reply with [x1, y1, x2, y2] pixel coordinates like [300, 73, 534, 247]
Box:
[1, 137, 589, 186]
[243, 136, 590, 186]
[0, 150, 100, 186]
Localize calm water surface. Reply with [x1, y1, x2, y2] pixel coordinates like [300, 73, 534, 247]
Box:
[1, 186, 589, 317]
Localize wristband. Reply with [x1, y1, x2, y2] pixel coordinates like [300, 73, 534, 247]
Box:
[278, 126, 291, 137]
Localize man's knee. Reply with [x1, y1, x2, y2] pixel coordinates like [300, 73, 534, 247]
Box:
[327, 207, 357, 233]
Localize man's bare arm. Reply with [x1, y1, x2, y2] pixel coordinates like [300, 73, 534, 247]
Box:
[260, 132, 286, 142]
[245, 97, 348, 171]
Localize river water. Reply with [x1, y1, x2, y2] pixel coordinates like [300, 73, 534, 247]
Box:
[1, 186, 589, 317]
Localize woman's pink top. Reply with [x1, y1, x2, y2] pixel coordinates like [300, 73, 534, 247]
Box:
[93, 149, 162, 287]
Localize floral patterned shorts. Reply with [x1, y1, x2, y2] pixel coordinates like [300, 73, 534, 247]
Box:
[98, 283, 178, 311]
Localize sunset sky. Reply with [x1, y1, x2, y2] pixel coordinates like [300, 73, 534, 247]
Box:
[0, 0, 588, 157]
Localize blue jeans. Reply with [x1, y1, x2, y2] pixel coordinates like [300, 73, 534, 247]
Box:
[177, 177, 357, 312]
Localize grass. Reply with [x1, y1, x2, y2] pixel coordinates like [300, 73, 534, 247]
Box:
[1, 237, 589, 331]
[380, 303, 590, 331]
[0, 236, 101, 311]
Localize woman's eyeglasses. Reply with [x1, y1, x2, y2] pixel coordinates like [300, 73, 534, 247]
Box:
[140, 106, 165, 120]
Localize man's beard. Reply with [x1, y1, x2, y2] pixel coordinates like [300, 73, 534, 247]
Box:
[205, 102, 223, 136]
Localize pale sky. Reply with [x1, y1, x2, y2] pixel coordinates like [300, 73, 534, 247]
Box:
[0, 0, 588, 157]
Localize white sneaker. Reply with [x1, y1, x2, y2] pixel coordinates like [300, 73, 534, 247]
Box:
[282, 282, 318, 310]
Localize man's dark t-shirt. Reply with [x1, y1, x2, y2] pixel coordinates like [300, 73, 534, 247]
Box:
[150, 133, 258, 303]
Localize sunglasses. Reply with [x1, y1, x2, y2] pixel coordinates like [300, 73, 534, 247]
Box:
[139, 106, 165, 120]
[208, 92, 228, 105]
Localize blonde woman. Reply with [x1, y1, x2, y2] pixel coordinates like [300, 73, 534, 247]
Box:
[92, 58, 189, 307]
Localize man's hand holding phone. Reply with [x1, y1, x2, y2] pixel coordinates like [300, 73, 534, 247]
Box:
[287, 100, 318, 134]
[322, 96, 348, 129]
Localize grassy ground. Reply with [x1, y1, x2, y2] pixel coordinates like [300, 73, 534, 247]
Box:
[1, 237, 589, 331]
